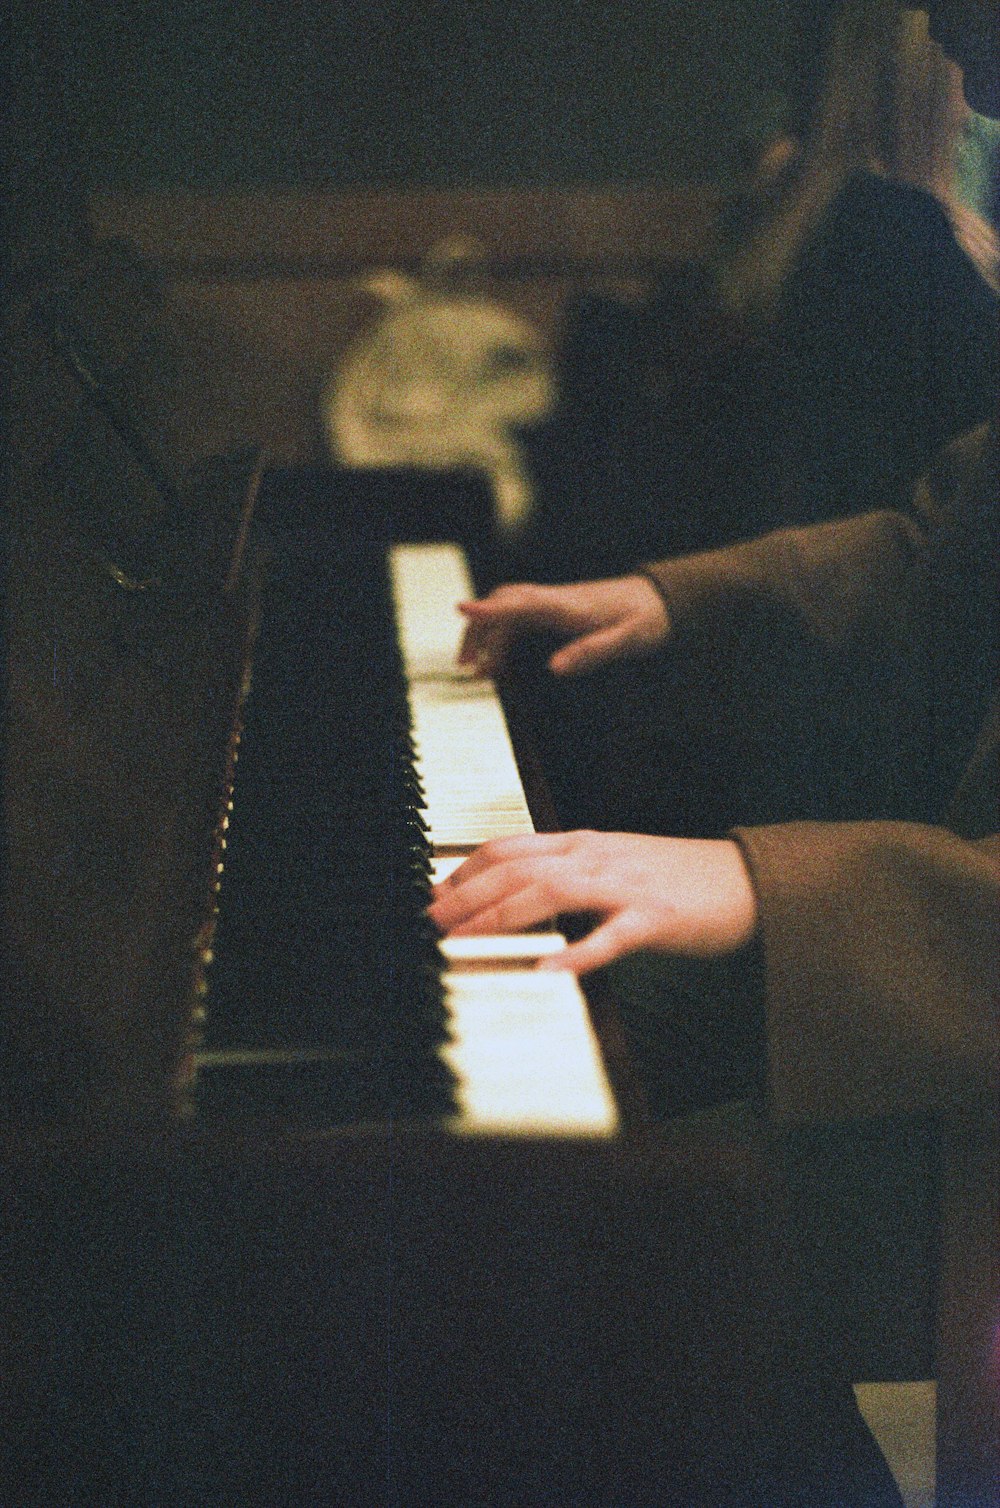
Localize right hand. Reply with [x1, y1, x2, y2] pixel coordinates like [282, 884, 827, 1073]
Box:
[428, 829, 758, 974]
[457, 574, 671, 676]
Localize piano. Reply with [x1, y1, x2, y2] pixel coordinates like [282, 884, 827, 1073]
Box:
[2, 387, 816, 1500]
[191, 496, 619, 1140]
[1, 244, 889, 1505]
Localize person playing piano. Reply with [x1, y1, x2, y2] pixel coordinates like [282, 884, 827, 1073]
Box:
[430, 2, 998, 1500]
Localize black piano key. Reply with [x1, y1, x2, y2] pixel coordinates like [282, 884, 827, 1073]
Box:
[199, 519, 460, 1124]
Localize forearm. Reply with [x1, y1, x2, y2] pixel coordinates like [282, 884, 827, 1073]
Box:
[641, 507, 928, 659]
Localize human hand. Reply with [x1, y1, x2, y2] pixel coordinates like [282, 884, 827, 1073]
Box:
[428, 830, 758, 975]
[456, 575, 670, 676]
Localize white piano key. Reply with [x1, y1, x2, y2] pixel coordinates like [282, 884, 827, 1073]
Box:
[408, 682, 534, 845]
[389, 542, 475, 677]
[430, 856, 467, 885]
[439, 933, 567, 964]
[440, 970, 619, 1136]
[390, 537, 619, 1139]
[411, 697, 530, 782]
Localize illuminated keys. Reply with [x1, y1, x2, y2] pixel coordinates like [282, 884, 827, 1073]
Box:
[408, 679, 534, 847]
[440, 969, 618, 1136]
[390, 541, 475, 680]
[390, 541, 619, 1138]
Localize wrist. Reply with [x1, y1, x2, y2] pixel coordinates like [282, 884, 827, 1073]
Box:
[630, 570, 672, 641]
[715, 839, 759, 953]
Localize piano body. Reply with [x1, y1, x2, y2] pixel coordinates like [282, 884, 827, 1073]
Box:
[0, 237, 823, 1503]
[189, 469, 620, 1142]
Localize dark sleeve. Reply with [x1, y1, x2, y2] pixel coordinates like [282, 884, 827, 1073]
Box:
[735, 819, 1000, 1124]
[643, 504, 929, 670]
[646, 427, 999, 1125]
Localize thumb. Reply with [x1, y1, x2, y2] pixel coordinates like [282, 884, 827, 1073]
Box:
[537, 914, 639, 974]
[549, 621, 635, 675]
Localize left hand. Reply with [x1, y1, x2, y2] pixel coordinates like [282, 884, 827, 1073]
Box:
[428, 830, 758, 975]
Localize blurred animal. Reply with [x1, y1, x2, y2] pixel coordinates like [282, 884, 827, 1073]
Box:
[325, 239, 554, 533]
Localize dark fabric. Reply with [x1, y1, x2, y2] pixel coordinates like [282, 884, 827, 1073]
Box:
[518, 176, 996, 588]
[0, 1139, 905, 1507]
[638, 427, 998, 1490]
[513, 268, 765, 587]
[765, 175, 999, 530]
[511, 175, 997, 835]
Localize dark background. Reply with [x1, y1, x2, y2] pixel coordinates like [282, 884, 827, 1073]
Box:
[15, 0, 799, 191]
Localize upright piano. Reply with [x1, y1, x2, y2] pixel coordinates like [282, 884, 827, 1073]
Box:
[0, 249, 856, 1506]
[189, 467, 621, 1143]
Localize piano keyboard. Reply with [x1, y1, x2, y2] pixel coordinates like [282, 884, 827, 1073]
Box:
[389, 542, 618, 1137]
[194, 523, 617, 1139]
[390, 542, 534, 847]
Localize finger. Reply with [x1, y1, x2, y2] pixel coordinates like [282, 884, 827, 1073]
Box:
[456, 597, 530, 662]
[429, 876, 522, 934]
[549, 622, 634, 675]
[459, 585, 579, 636]
[431, 850, 567, 928]
[457, 618, 509, 671]
[536, 914, 641, 975]
[456, 621, 480, 666]
[446, 881, 560, 937]
[433, 833, 573, 891]
[428, 857, 531, 930]
[458, 585, 546, 619]
[457, 596, 502, 616]
[456, 598, 517, 667]
[429, 851, 573, 932]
